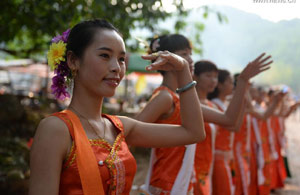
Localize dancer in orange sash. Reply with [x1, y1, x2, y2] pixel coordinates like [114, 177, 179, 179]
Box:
[248, 114, 259, 195]
[270, 115, 286, 190]
[234, 114, 252, 195]
[233, 80, 258, 195]
[29, 19, 207, 195]
[268, 90, 286, 190]
[192, 61, 219, 195]
[208, 69, 239, 195]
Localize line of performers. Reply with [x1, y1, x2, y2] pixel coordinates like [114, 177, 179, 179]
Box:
[137, 34, 299, 195]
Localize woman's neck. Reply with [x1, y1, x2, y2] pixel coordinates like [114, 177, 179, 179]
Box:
[68, 86, 104, 120]
[217, 93, 227, 102]
[196, 87, 208, 103]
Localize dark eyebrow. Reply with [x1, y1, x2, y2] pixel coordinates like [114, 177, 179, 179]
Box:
[97, 47, 126, 55]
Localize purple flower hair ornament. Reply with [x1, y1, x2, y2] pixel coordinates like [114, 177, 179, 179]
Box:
[47, 29, 72, 100]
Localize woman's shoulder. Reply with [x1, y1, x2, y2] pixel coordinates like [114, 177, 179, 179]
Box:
[39, 115, 70, 132]
[33, 115, 71, 146]
[30, 115, 72, 165]
[115, 116, 133, 137]
[150, 88, 174, 105]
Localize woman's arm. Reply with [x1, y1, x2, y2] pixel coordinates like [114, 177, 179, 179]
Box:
[249, 93, 284, 120]
[200, 99, 246, 132]
[282, 102, 300, 118]
[203, 53, 272, 128]
[29, 117, 71, 195]
[124, 51, 205, 147]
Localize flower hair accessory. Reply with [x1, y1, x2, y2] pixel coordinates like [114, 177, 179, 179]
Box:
[151, 38, 160, 52]
[47, 29, 71, 100]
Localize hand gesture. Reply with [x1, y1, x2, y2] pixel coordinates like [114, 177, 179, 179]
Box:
[142, 51, 188, 71]
[239, 53, 273, 81]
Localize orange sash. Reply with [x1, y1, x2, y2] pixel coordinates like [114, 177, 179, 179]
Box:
[62, 110, 105, 195]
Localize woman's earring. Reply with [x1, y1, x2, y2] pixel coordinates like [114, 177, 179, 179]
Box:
[72, 69, 77, 78]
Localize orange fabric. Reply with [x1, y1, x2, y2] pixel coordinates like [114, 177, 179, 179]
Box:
[194, 100, 214, 195]
[213, 102, 233, 151]
[53, 111, 137, 195]
[211, 100, 234, 194]
[215, 127, 233, 151]
[149, 86, 193, 194]
[194, 122, 213, 195]
[258, 120, 271, 195]
[248, 118, 258, 195]
[234, 116, 250, 195]
[234, 153, 249, 195]
[234, 116, 249, 154]
[212, 157, 233, 195]
[270, 116, 286, 189]
[61, 110, 104, 195]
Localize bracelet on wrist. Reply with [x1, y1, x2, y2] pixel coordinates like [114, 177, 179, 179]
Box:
[176, 81, 197, 94]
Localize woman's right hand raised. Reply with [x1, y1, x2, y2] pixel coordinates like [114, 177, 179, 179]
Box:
[142, 51, 189, 72]
[239, 53, 273, 81]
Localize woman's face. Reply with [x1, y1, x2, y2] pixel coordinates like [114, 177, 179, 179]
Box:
[219, 76, 234, 96]
[75, 29, 126, 97]
[174, 48, 193, 74]
[195, 71, 218, 94]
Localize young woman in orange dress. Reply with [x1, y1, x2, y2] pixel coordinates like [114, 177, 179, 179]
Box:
[270, 115, 286, 190]
[207, 69, 240, 195]
[267, 91, 286, 190]
[233, 109, 252, 194]
[28, 19, 207, 195]
[192, 60, 219, 195]
[247, 86, 266, 195]
[231, 74, 253, 195]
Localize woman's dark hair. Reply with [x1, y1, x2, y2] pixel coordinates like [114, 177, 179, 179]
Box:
[194, 60, 218, 77]
[233, 73, 240, 88]
[67, 19, 120, 58]
[208, 69, 231, 100]
[149, 34, 191, 54]
[149, 34, 191, 75]
[268, 89, 274, 97]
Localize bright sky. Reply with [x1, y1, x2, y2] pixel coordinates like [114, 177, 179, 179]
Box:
[162, 0, 300, 22]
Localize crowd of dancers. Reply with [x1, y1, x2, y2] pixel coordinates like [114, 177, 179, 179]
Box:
[137, 34, 299, 195]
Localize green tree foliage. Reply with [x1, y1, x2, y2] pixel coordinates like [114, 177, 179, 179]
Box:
[0, 0, 188, 58]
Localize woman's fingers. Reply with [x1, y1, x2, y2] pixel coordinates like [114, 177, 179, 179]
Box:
[146, 57, 169, 71]
[259, 60, 273, 69]
[253, 53, 266, 63]
[141, 53, 160, 60]
[144, 51, 187, 71]
[258, 66, 271, 73]
[258, 55, 272, 64]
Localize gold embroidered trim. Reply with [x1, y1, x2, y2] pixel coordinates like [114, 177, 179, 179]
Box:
[63, 134, 124, 170]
